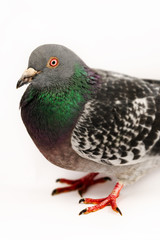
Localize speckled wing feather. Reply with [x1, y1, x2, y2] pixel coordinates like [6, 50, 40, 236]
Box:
[71, 71, 160, 166]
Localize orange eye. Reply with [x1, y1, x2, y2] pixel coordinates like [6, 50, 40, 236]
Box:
[47, 57, 59, 68]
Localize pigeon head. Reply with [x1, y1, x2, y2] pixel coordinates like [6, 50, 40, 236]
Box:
[16, 44, 86, 89]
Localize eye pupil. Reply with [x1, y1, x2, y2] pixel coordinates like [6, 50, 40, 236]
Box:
[52, 60, 56, 65]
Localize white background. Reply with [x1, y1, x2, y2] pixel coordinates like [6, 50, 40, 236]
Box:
[1, 0, 160, 239]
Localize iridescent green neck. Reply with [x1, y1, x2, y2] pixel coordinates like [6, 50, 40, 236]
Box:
[21, 65, 98, 134]
[37, 65, 93, 127]
[37, 87, 86, 128]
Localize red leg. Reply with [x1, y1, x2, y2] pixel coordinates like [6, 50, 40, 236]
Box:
[79, 182, 124, 215]
[52, 173, 111, 197]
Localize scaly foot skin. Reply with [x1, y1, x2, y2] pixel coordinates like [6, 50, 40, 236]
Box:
[52, 173, 111, 197]
[79, 182, 124, 215]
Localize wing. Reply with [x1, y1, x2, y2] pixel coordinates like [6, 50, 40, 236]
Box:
[71, 71, 160, 166]
[143, 78, 160, 89]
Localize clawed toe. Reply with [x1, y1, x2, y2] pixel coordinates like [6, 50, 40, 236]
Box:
[79, 198, 85, 204]
[79, 208, 87, 215]
[51, 173, 111, 196]
[79, 182, 123, 215]
[52, 174, 123, 216]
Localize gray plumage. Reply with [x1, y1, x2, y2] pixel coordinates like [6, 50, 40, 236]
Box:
[17, 44, 160, 187]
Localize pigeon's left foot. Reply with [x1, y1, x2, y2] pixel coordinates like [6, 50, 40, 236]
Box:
[79, 182, 123, 215]
[52, 173, 111, 197]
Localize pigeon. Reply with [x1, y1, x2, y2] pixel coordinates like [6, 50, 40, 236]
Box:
[17, 44, 160, 215]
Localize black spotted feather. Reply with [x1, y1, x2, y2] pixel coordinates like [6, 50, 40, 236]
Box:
[71, 71, 160, 166]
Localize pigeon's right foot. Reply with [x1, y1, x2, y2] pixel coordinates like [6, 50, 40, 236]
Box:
[51, 173, 111, 197]
[79, 182, 123, 215]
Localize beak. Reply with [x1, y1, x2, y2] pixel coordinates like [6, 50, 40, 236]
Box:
[16, 68, 41, 89]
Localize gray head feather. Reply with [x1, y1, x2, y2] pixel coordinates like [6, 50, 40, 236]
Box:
[28, 44, 86, 88]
